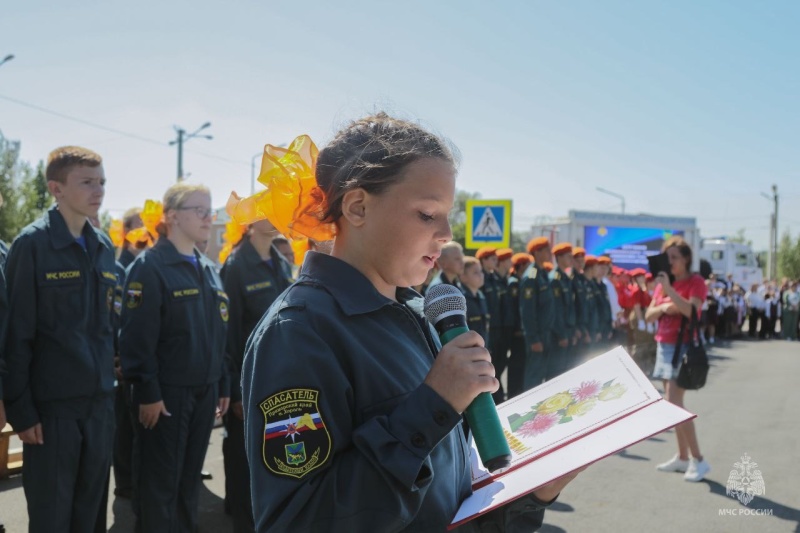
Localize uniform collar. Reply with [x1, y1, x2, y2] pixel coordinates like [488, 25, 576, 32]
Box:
[154, 238, 200, 266]
[237, 237, 266, 267]
[299, 251, 418, 316]
[46, 205, 97, 251]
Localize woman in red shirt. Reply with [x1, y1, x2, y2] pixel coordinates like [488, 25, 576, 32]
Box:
[645, 237, 710, 483]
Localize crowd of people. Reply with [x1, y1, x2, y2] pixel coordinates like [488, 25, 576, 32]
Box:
[0, 114, 795, 532]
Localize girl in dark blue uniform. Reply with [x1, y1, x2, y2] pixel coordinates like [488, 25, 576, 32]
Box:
[221, 218, 293, 533]
[120, 183, 230, 533]
[241, 114, 580, 532]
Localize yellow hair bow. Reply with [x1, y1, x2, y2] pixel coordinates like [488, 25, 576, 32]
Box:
[109, 219, 125, 248]
[218, 218, 248, 264]
[226, 135, 336, 242]
[125, 200, 163, 246]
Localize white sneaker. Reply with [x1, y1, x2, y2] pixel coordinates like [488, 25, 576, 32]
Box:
[656, 454, 689, 473]
[684, 458, 711, 482]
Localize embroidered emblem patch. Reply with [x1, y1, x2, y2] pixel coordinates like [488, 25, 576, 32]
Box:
[126, 282, 143, 309]
[219, 301, 229, 322]
[106, 286, 114, 310]
[524, 287, 533, 299]
[260, 388, 331, 480]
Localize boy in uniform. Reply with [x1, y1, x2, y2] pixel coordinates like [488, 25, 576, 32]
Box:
[461, 256, 490, 343]
[2, 146, 117, 533]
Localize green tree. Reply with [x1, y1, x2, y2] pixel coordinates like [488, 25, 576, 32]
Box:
[777, 230, 800, 279]
[449, 189, 481, 251]
[0, 131, 52, 243]
[729, 228, 753, 247]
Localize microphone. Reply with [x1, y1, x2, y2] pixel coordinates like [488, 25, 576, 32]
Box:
[424, 284, 511, 472]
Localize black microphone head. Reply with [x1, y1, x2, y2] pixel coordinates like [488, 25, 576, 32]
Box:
[424, 283, 467, 326]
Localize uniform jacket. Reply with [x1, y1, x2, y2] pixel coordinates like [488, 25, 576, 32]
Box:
[550, 267, 576, 342]
[463, 287, 490, 344]
[3, 206, 117, 430]
[221, 237, 293, 404]
[242, 251, 478, 532]
[519, 263, 556, 348]
[119, 238, 230, 405]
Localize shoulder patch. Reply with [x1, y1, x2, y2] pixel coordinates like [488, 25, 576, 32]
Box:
[260, 388, 331, 480]
[126, 282, 143, 309]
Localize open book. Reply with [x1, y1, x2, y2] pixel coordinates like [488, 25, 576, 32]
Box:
[449, 346, 695, 529]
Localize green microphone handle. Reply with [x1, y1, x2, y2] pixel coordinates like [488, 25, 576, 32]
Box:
[440, 327, 511, 472]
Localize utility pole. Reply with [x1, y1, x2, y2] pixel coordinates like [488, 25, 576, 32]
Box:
[762, 184, 779, 280]
[169, 122, 212, 182]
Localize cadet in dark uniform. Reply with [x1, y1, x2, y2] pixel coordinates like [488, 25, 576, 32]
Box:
[519, 237, 558, 389]
[583, 256, 603, 354]
[550, 243, 577, 377]
[242, 114, 577, 532]
[503, 253, 533, 399]
[462, 256, 490, 343]
[3, 146, 116, 533]
[120, 183, 230, 533]
[112, 207, 145, 500]
[595, 256, 615, 350]
[570, 247, 591, 366]
[424, 240, 464, 295]
[221, 219, 293, 533]
[0, 266, 7, 429]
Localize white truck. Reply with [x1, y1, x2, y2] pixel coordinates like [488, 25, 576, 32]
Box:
[698, 238, 763, 288]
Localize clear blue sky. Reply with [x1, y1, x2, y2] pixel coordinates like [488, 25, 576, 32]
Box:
[2, 0, 798, 251]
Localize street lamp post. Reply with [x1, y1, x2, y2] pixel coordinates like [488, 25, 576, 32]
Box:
[169, 122, 212, 182]
[596, 187, 626, 215]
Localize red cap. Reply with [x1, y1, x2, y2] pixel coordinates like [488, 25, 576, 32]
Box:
[584, 255, 598, 267]
[512, 253, 534, 269]
[543, 261, 554, 272]
[526, 237, 550, 254]
[597, 256, 612, 265]
[475, 246, 497, 260]
[552, 242, 573, 256]
[572, 247, 586, 257]
[496, 248, 514, 261]
[645, 272, 654, 281]
[630, 268, 647, 277]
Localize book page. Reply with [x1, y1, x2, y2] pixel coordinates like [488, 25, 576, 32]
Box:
[451, 399, 695, 529]
[472, 346, 663, 487]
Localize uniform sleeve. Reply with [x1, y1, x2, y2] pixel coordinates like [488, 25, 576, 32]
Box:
[2, 236, 40, 431]
[119, 259, 163, 404]
[519, 275, 541, 346]
[550, 276, 568, 342]
[221, 262, 244, 404]
[243, 316, 464, 532]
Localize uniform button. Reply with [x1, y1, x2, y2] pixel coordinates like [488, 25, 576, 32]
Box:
[411, 433, 426, 448]
[433, 411, 448, 426]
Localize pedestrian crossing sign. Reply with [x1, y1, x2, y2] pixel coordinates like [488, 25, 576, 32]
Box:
[465, 199, 512, 249]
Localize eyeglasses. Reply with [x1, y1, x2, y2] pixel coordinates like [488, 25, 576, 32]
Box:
[178, 206, 214, 219]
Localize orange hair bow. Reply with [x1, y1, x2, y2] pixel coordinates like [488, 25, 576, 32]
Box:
[109, 219, 125, 248]
[125, 200, 163, 246]
[218, 218, 248, 264]
[226, 135, 336, 242]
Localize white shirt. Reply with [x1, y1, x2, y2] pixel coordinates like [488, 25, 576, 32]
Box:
[602, 277, 622, 317]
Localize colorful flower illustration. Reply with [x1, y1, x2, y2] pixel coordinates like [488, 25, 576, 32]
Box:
[537, 392, 573, 414]
[517, 412, 560, 438]
[566, 398, 597, 418]
[507, 378, 628, 439]
[572, 380, 601, 402]
[598, 383, 626, 401]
